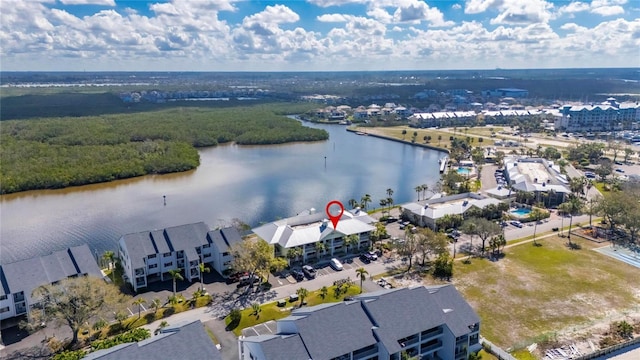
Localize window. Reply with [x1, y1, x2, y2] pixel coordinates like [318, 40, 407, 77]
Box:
[0, 307, 9, 313]
[0, 295, 7, 301]
[202, 244, 210, 249]
[164, 262, 173, 267]
[148, 254, 157, 259]
[163, 252, 171, 257]
[149, 264, 158, 269]
[222, 252, 230, 256]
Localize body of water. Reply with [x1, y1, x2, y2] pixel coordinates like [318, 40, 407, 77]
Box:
[0, 121, 445, 264]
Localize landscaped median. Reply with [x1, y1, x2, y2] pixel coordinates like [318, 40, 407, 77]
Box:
[452, 235, 640, 357]
[224, 281, 361, 336]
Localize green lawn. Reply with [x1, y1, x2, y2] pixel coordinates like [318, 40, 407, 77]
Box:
[366, 126, 495, 149]
[225, 285, 362, 336]
[453, 236, 640, 350]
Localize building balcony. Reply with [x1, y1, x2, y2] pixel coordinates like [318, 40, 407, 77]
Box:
[352, 345, 378, 360]
[421, 327, 443, 341]
[420, 340, 442, 354]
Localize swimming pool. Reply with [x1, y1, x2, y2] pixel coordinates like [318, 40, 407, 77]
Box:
[510, 208, 532, 217]
[457, 167, 471, 175]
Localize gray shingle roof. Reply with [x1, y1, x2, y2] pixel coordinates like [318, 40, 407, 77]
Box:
[243, 334, 311, 360]
[243, 285, 479, 359]
[83, 320, 221, 360]
[121, 222, 211, 269]
[286, 301, 378, 360]
[0, 244, 101, 302]
[207, 226, 243, 253]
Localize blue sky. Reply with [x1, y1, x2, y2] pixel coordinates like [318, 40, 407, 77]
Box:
[1, 0, 638, 71]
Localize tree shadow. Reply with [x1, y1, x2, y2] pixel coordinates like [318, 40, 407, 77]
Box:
[1, 345, 51, 360]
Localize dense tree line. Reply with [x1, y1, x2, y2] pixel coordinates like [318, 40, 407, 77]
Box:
[1, 105, 328, 194]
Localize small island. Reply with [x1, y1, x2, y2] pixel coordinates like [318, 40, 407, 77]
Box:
[0, 104, 328, 194]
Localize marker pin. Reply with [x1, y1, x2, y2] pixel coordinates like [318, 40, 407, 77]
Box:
[325, 200, 344, 230]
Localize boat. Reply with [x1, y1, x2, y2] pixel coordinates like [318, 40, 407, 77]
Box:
[356, 131, 368, 136]
[439, 157, 448, 173]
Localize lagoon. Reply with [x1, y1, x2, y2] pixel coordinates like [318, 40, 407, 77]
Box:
[0, 121, 445, 263]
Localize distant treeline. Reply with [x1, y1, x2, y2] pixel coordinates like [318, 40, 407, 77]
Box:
[0, 104, 327, 194]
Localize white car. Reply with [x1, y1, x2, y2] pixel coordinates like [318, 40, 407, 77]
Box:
[330, 258, 343, 271]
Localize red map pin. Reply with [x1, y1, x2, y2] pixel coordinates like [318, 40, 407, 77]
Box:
[325, 200, 344, 230]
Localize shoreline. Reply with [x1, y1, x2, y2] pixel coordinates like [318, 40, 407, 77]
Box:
[346, 127, 450, 154]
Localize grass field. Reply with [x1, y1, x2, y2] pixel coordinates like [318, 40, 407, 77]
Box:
[366, 126, 495, 149]
[452, 236, 640, 350]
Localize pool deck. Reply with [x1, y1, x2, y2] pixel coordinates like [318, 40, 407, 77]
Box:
[595, 245, 640, 270]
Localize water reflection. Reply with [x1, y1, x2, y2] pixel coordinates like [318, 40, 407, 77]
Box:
[0, 123, 445, 263]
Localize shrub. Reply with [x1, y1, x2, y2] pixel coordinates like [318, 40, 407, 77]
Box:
[52, 350, 86, 360]
[91, 328, 150, 351]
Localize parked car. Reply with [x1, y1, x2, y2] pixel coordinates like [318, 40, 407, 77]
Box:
[330, 258, 344, 271]
[615, 168, 625, 173]
[367, 250, 378, 260]
[226, 271, 248, 284]
[238, 275, 259, 287]
[510, 220, 523, 228]
[359, 254, 371, 264]
[291, 269, 305, 281]
[302, 265, 317, 279]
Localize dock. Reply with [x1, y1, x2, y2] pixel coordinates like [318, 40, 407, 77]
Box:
[439, 157, 448, 173]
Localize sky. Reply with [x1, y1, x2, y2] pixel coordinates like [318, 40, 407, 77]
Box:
[1, 0, 639, 72]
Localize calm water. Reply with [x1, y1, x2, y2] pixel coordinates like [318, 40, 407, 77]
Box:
[0, 121, 444, 263]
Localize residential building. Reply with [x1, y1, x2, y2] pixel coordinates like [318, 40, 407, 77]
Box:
[118, 223, 241, 292]
[252, 208, 376, 263]
[238, 285, 481, 360]
[503, 157, 571, 206]
[401, 193, 503, 230]
[84, 320, 222, 360]
[555, 98, 640, 131]
[0, 244, 102, 324]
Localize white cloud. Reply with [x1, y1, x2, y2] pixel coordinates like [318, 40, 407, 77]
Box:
[317, 13, 350, 22]
[391, 0, 454, 26]
[452, 4, 462, 10]
[307, 0, 368, 7]
[59, 0, 115, 5]
[464, 0, 502, 14]
[0, 0, 637, 71]
[591, 5, 625, 16]
[490, 0, 554, 24]
[557, 2, 590, 15]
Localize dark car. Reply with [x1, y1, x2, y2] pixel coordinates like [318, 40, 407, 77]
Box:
[302, 265, 317, 279]
[226, 271, 248, 284]
[291, 269, 305, 281]
[237, 275, 259, 287]
[359, 254, 371, 264]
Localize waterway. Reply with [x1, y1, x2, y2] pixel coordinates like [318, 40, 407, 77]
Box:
[0, 121, 445, 264]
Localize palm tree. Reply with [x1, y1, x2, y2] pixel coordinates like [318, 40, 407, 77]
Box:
[345, 234, 359, 253]
[379, 199, 388, 216]
[286, 246, 303, 265]
[315, 241, 326, 258]
[529, 208, 545, 246]
[421, 184, 429, 200]
[402, 129, 407, 140]
[198, 262, 210, 292]
[415, 185, 423, 201]
[132, 298, 146, 319]
[356, 267, 369, 294]
[102, 251, 115, 281]
[348, 198, 358, 209]
[151, 298, 162, 315]
[386, 197, 394, 214]
[361, 194, 372, 210]
[564, 196, 584, 246]
[296, 287, 309, 307]
[320, 286, 328, 299]
[168, 269, 183, 297]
